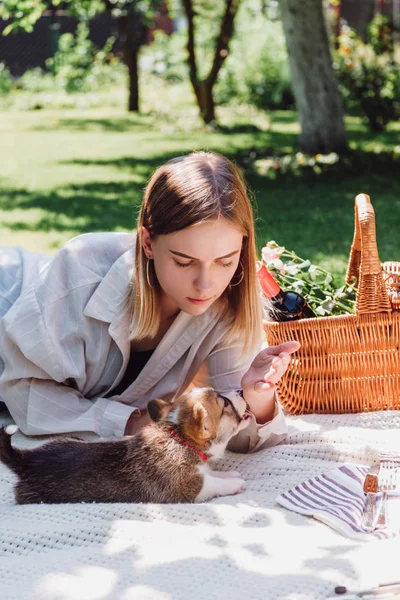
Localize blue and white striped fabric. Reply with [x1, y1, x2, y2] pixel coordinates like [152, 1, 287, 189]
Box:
[277, 464, 400, 541]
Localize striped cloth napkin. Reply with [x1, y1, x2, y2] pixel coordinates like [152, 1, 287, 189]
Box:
[276, 464, 400, 541]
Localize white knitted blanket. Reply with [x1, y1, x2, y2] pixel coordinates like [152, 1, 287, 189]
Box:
[1, 407, 400, 600]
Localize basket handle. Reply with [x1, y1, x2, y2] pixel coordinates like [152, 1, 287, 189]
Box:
[345, 193, 392, 315]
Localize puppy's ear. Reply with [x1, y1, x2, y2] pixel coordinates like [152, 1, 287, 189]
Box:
[190, 402, 209, 436]
[147, 399, 170, 422]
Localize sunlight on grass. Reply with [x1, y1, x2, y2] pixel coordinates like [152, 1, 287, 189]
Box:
[312, 253, 352, 285]
[0, 228, 78, 252]
[1, 79, 400, 275]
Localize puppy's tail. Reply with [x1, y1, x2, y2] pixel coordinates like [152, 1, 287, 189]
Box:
[0, 426, 24, 475]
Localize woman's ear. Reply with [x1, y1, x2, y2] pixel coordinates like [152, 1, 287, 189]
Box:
[147, 399, 170, 422]
[141, 226, 153, 259]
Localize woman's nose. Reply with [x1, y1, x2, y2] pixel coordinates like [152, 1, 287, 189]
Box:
[194, 267, 212, 291]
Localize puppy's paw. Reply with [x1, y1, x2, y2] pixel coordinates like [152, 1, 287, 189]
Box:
[227, 477, 245, 496]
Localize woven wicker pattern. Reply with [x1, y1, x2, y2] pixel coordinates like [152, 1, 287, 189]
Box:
[382, 261, 400, 310]
[264, 194, 400, 414]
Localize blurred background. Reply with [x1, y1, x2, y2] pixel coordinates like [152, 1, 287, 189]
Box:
[0, 0, 399, 281]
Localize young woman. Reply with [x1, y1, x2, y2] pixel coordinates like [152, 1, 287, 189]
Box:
[0, 151, 299, 453]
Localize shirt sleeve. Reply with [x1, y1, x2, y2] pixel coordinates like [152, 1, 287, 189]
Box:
[227, 396, 288, 453]
[1, 377, 138, 438]
[205, 339, 254, 394]
[200, 337, 288, 454]
[0, 242, 137, 438]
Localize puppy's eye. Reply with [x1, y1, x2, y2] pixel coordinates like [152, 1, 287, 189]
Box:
[223, 398, 230, 408]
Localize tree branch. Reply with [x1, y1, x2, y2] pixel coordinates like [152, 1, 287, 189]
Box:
[207, 0, 240, 88]
[182, 0, 198, 84]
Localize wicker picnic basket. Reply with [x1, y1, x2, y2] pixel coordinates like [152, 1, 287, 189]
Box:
[264, 193, 400, 414]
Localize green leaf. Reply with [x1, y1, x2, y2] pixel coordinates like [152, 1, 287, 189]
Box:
[261, 240, 356, 317]
[3, 23, 14, 35]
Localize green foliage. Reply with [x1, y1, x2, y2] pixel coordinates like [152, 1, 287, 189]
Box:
[214, 3, 293, 110]
[146, 1, 294, 110]
[334, 16, 400, 132]
[47, 22, 95, 92]
[46, 22, 120, 93]
[0, 63, 13, 96]
[0, 0, 102, 33]
[151, 0, 230, 82]
[261, 241, 357, 317]
[16, 68, 58, 93]
[0, 0, 159, 33]
[146, 30, 188, 82]
[8, 22, 124, 99]
[106, 0, 162, 22]
[367, 12, 394, 55]
[0, 0, 47, 33]
[143, 1, 229, 83]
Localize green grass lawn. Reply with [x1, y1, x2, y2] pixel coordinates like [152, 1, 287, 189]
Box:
[1, 78, 400, 282]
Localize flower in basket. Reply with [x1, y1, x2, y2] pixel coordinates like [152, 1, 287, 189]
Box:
[262, 242, 286, 274]
[260, 241, 357, 317]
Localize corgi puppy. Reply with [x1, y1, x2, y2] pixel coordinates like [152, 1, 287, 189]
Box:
[0, 388, 251, 504]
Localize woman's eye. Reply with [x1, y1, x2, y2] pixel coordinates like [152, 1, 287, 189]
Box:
[174, 260, 192, 268]
[173, 259, 234, 269]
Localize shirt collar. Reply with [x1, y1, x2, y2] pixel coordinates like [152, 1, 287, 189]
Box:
[83, 245, 135, 325]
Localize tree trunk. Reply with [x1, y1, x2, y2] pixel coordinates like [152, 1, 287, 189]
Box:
[194, 81, 215, 124]
[182, 0, 240, 125]
[126, 46, 139, 112]
[116, 12, 147, 113]
[280, 0, 348, 154]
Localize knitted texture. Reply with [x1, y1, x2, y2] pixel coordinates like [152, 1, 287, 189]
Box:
[1, 407, 400, 600]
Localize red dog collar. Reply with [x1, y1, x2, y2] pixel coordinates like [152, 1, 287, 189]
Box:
[168, 430, 208, 462]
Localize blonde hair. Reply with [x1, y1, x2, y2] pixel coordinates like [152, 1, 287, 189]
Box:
[129, 151, 263, 357]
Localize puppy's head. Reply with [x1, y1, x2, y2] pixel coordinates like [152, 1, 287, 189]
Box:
[148, 388, 249, 456]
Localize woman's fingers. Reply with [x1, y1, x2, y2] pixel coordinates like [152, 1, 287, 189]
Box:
[248, 343, 298, 391]
[264, 341, 300, 357]
[264, 353, 290, 383]
[253, 341, 299, 368]
[276, 341, 300, 354]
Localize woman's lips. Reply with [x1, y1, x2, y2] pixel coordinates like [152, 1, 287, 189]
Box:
[187, 297, 212, 305]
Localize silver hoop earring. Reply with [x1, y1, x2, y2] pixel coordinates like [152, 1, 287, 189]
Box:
[146, 259, 155, 289]
[230, 262, 244, 287]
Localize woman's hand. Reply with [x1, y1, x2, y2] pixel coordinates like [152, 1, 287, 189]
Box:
[241, 341, 300, 424]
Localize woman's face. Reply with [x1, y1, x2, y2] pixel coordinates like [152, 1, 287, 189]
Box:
[142, 219, 243, 317]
